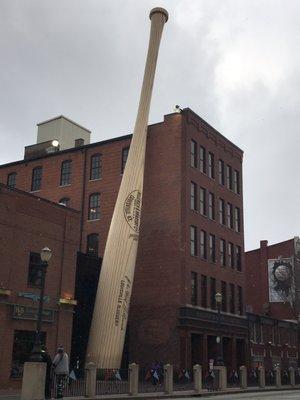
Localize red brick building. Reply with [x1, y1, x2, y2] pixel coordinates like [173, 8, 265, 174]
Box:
[0, 184, 80, 388]
[0, 108, 247, 372]
[245, 238, 300, 369]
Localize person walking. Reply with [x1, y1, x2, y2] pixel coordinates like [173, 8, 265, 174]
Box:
[53, 347, 69, 398]
[40, 345, 52, 400]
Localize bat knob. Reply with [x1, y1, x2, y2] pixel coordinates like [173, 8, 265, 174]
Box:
[149, 7, 169, 22]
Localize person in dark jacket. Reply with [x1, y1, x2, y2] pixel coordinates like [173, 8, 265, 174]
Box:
[40, 345, 53, 399]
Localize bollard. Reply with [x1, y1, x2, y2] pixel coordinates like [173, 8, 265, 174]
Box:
[129, 363, 139, 396]
[239, 365, 247, 389]
[21, 362, 46, 400]
[164, 364, 173, 395]
[258, 366, 265, 388]
[85, 362, 96, 397]
[214, 366, 227, 390]
[275, 366, 281, 388]
[193, 364, 202, 393]
[289, 367, 295, 387]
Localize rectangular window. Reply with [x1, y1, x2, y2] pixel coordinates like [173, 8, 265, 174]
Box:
[233, 170, 240, 194]
[200, 187, 206, 215]
[218, 159, 225, 185]
[226, 165, 232, 190]
[191, 272, 198, 305]
[7, 172, 16, 188]
[31, 167, 42, 191]
[121, 147, 129, 173]
[27, 252, 42, 287]
[60, 160, 72, 186]
[209, 234, 216, 263]
[229, 283, 235, 314]
[87, 233, 99, 256]
[228, 242, 234, 268]
[227, 203, 233, 228]
[219, 198, 225, 225]
[88, 193, 100, 220]
[191, 182, 197, 210]
[201, 275, 207, 308]
[200, 230, 207, 259]
[10, 330, 46, 378]
[234, 207, 241, 232]
[90, 154, 102, 180]
[200, 146, 206, 173]
[238, 286, 243, 315]
[210, 277, 216, 309]
[208, 152, 214, 179]
[221, 281, 227, 312]
[236, 245, 242, 271]
[190, 226, 197, 256]
[208, 192, 215, 220]
[191, 140, 197, 168]
[220, 239, 226, 267]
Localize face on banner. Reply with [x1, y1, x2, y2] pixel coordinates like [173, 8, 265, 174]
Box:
[268, 258, 294, 303]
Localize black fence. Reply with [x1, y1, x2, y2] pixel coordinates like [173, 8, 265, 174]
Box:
[50, 370, 86, 398]
[247, 369, 259, 387]
[96, 368, 129, 395]
[227, 369, 240, 387]
[173, 368, 194, 391]
[265, 369, 276, 386]
[138, 367, 164, 393]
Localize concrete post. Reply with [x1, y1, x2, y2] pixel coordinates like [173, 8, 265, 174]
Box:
[164, 364, 173, 395]
[193, 364, 202, 393]
[289, 367, 295, 387]
[258, 366, 265, 388]
[239, 366, 247, 389]
[214, 366, 227, 390]
[85, 362, 96, 397]
[129, 363, 139, 396]
[21, 362, 46, 400]
[275, 366, 281, 388]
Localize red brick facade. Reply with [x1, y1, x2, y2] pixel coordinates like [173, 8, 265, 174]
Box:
[0, 184, 80, 388]
[0, 108, 247, 373]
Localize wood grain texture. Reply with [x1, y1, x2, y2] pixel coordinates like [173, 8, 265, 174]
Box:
[86, 7, 168, 368]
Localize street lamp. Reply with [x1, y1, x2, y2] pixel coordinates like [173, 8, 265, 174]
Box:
[215, 292, 224, 366]
[30, 247, 52, 361]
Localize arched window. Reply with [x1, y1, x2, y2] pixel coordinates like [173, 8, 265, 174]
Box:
[7, 172, 17, 188]
[60, 160, 72, 186]
[87, 233, 99, 256]
[31, 167, 43, 191]
[88, 193, 100, 220]
[59, 198, 70, 207]
[90, 154, 102, 180]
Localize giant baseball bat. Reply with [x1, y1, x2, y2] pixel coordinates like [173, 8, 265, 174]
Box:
[86, 7, 168, 368]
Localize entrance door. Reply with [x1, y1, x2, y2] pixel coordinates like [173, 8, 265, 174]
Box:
[191, 334, 203, 367]
[236, 338, 246, 367]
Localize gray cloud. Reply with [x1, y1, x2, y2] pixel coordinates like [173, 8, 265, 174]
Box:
[0, 0, 299, 250]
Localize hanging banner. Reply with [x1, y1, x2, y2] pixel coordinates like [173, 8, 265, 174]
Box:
[268, 258, 294, 303]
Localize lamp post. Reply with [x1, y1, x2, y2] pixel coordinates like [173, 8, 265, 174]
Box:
[215, 292, 224, 366]
[30, 247, 52, 361]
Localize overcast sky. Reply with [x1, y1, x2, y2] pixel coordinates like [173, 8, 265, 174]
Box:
[0, 0, 299, 251]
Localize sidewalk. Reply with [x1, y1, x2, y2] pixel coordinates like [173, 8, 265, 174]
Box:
[0, 386, 299, 400]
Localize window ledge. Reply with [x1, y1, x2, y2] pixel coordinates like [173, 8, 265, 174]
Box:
[30, 190, 41, 193]
[87, 218, 101, 222]
[59, 184, 71, 188]
[89, 178, 102, 182]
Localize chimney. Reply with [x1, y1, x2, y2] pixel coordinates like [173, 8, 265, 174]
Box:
[75, 138, 84, 147]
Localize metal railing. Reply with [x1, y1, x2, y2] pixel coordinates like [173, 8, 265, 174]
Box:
[227, 369, 240, 387]
[51, 370, 86, 398]
[173, 368, 194, 391]
[247, 368, 259, 387]
[265, 369, 276, 386]
[96, 368, 129, 395]
[138, 367, 164, 393]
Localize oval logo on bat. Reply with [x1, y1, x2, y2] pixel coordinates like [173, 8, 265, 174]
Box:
[123, 190, 142, 233]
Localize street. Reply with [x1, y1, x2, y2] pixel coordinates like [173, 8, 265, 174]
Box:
[168, 390, 300, 400]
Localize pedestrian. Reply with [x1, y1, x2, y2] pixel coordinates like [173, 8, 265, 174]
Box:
[53, 346, 69, 398]
[40, 345, 52, 400]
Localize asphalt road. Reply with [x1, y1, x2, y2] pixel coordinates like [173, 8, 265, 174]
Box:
[169, 390, 300, 399]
